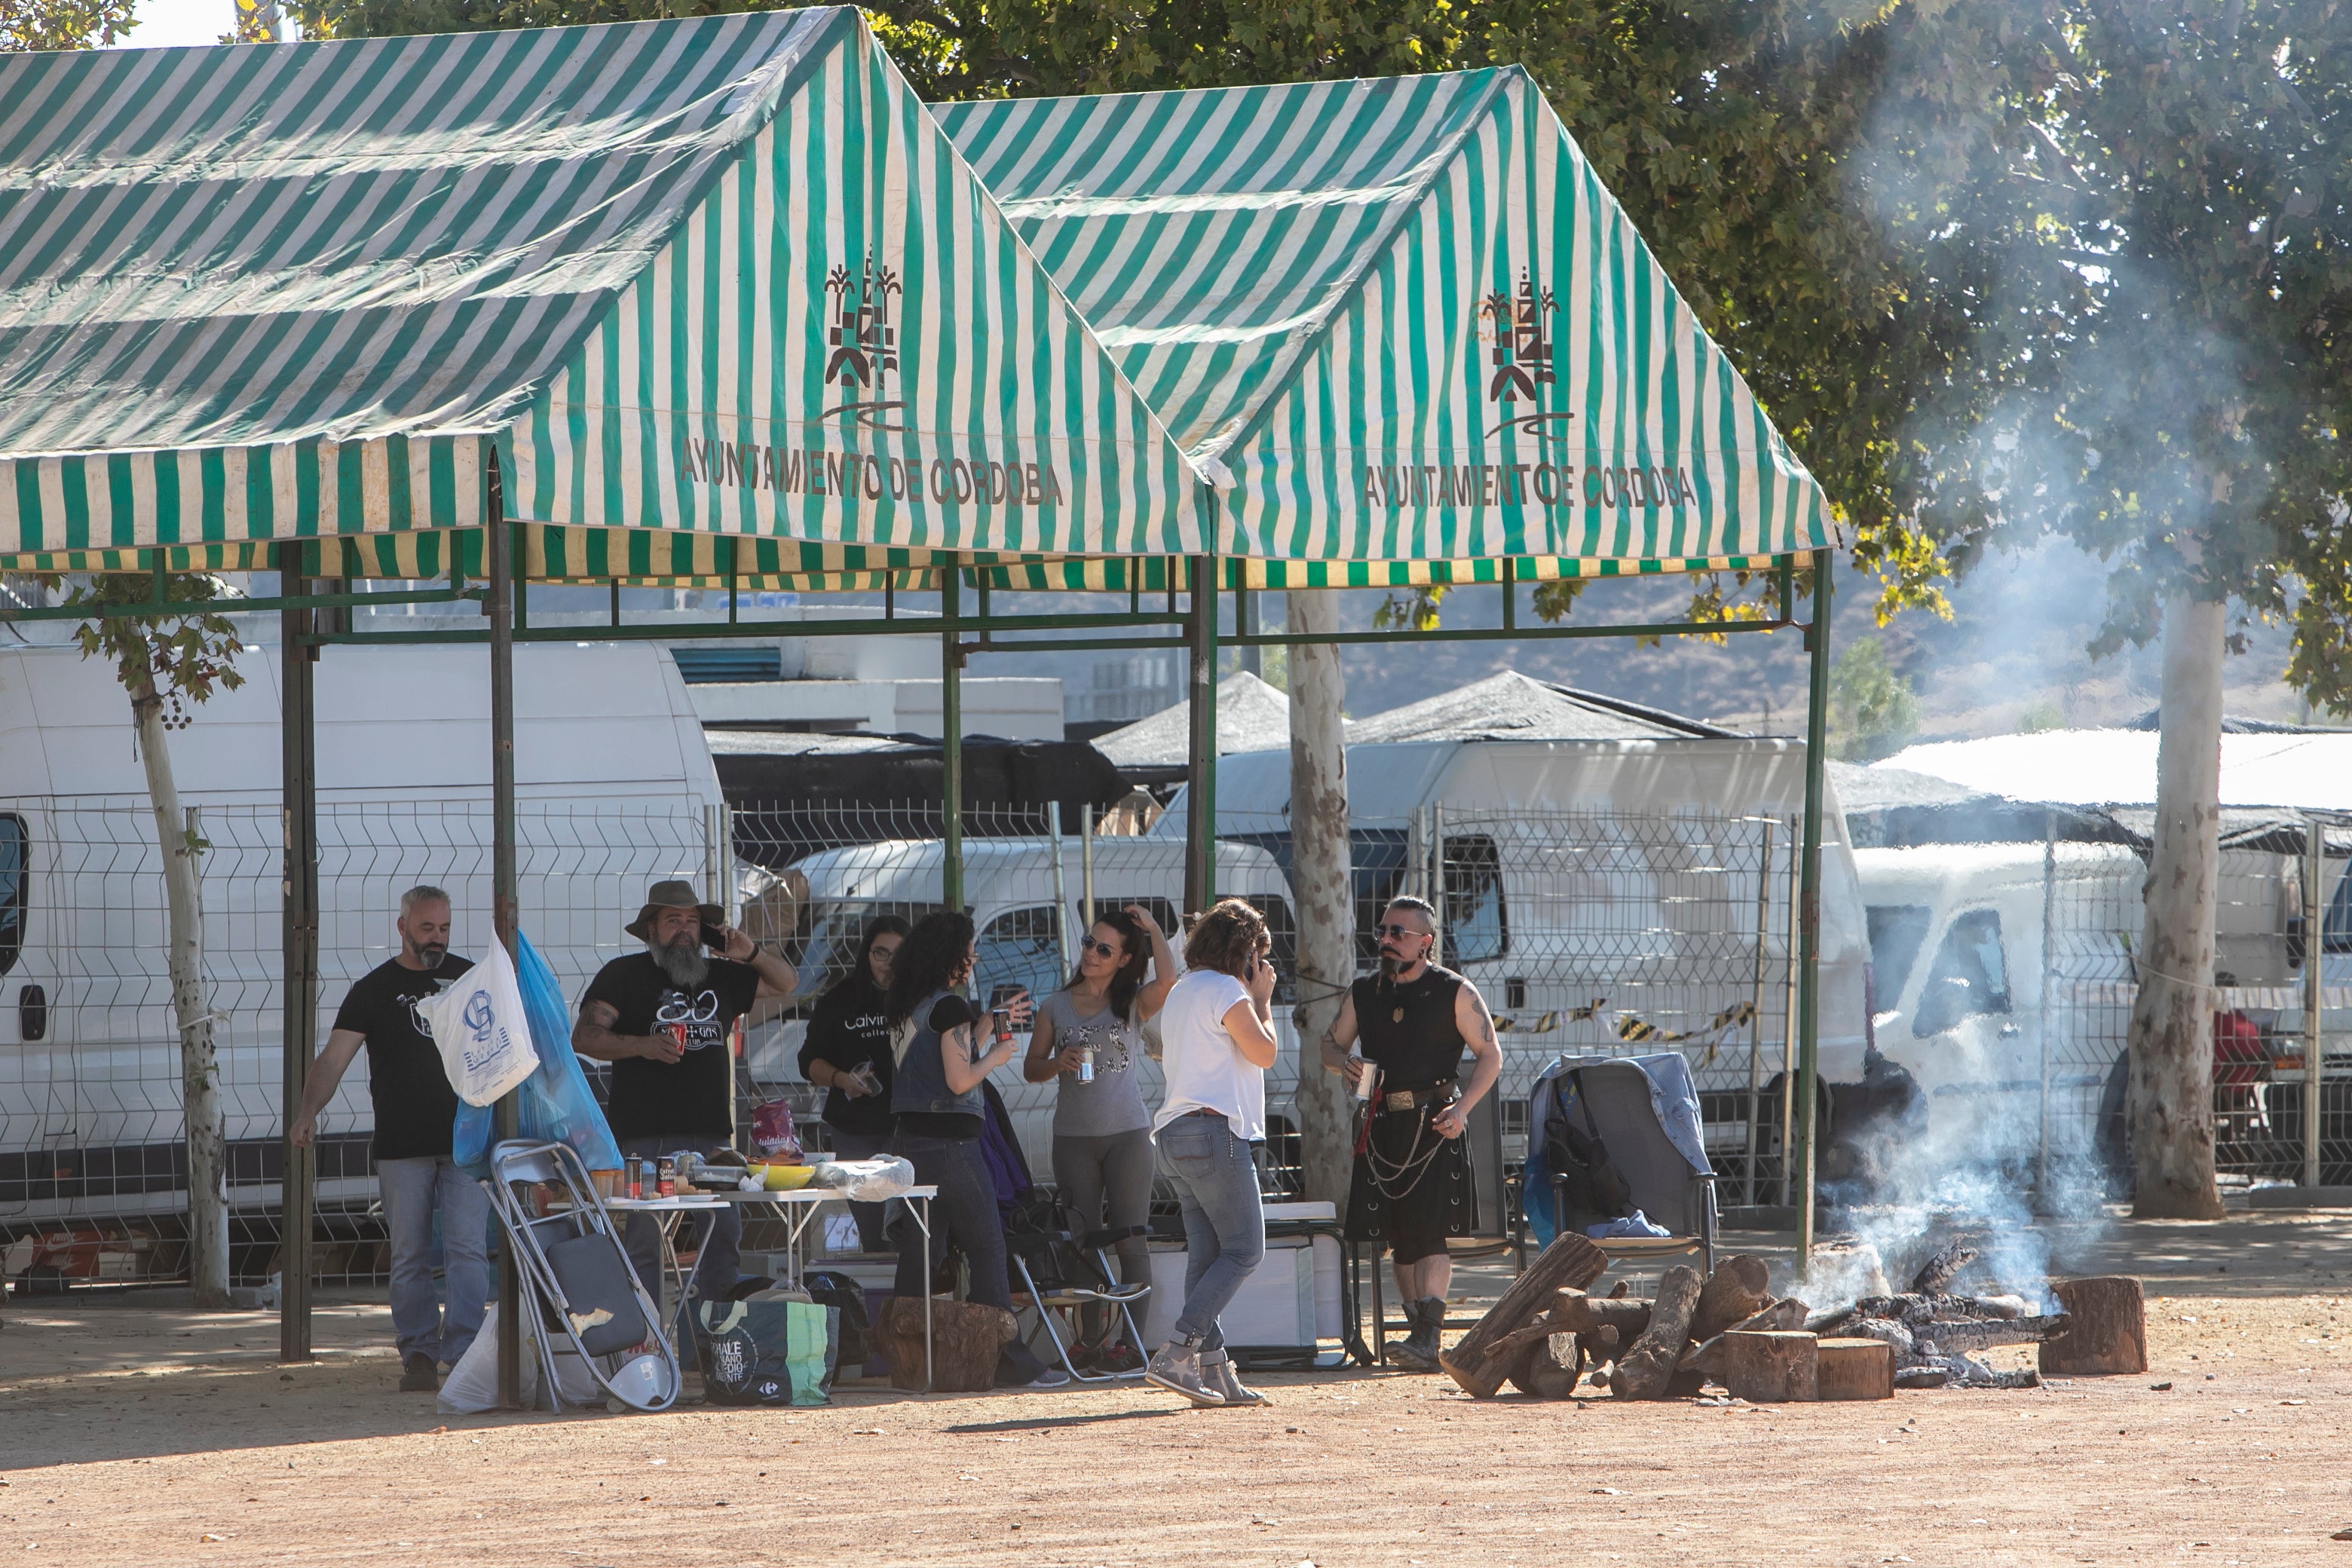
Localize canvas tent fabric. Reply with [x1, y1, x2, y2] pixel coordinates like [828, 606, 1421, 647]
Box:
[1345, 670, 1732, 746]
[1092, 669, 1300, 773]
[1878, 729, 2352, 812]
[938, 69, 1836, 577]
[0, 11, 1202, 564]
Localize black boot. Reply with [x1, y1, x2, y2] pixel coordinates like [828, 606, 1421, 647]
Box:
[1392, 1297, 1445, 1370]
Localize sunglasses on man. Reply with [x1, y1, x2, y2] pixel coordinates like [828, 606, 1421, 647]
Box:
[1374, 922, 1430, 942]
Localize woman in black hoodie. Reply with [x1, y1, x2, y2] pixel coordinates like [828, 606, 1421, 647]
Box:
[796, 916, 907, 1251]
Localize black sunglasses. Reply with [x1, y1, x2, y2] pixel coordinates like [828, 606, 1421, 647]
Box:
[1083, 938, 1122, 959]
[1374, 922, 1429, 942]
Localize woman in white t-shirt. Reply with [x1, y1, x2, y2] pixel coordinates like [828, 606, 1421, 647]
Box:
[1145, 899, 1281, 1408]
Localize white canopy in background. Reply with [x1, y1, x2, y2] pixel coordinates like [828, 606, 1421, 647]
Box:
[1878, 729, 2352, 812]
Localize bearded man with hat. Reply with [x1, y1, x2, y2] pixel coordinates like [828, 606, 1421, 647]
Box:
[575, 879, 798, 1304]
[1317, 895, 1502, 1371]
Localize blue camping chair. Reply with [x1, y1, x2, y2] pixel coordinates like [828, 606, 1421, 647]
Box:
[1522, 1053, 1717, 1275]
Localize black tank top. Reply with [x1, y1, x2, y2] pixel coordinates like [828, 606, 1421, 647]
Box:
[1351, 965, 1468, 1088]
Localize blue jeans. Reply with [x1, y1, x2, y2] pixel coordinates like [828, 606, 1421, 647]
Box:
[377, 1155, 491, 1365]
[617, 1133, 743, 1308]
[1154, 1113, 1265, 1351]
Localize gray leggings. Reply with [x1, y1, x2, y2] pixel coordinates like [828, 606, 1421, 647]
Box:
[1052, 1127, 1155, 1310]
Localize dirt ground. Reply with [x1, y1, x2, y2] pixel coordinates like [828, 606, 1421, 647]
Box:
[2, 1211, 2347, 1566]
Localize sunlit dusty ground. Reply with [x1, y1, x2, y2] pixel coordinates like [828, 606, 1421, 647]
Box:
[0, 1211, 2344, 1566]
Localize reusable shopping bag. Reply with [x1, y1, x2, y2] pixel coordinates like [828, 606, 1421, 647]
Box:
[416, 936, 537, 1106]
[453, 932, 625, 1175]
[694, 1297, 839, 1407]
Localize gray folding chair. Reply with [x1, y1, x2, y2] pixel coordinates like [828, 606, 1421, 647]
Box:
[485, 1138, 681, 1413]
[1536, 1055, 1717, 1275]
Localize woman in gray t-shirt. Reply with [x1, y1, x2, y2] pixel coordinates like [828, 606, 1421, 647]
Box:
[1023, 902, 1177, 1372]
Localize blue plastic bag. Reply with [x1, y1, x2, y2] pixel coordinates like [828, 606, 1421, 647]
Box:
[455, 932, 624, 1177]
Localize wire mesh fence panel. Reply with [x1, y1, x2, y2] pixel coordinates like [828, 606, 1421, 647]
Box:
[0, 794, 709, 1289]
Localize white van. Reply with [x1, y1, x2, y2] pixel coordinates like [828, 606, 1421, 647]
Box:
[1856, 838, 2348, 1181]
[746, 835, 1301, 1174]
[0, 637, 724, 1235]
[1173, 737, 1873, 1177]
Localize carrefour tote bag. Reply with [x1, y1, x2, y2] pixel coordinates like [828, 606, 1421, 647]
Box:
[416, 936, 539, 1106]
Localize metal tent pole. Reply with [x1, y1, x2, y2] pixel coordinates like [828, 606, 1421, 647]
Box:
[2305, 817, 2326, 1192]
[1742, 819, 1774, 1210]
[1184, 549, 1220, 911]
[2038, 809, 2057, 1202]
[942, 565, 964, 911]
[1793, 555, 1833, 1270]
[278, 544, 317, 1363]
[488, 495, 523, 1410]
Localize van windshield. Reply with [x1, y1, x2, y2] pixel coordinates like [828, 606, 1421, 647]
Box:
[1866, 904, 1932, 1006]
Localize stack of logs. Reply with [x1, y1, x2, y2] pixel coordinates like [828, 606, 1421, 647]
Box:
[1440, 1235, 2138, 1404]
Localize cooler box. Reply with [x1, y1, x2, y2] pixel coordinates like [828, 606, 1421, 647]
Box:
[1141, 1199, 1346, 1366]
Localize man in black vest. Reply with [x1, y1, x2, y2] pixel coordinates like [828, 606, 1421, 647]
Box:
[1318, 896, 1502, 1371]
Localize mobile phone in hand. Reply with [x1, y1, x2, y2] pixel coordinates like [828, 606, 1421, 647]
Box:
[700, 919, 729, 950]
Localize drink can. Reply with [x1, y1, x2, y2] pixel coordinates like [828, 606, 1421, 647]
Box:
[638, 1159, 655, 1199]
[657, 1156, 676, 1197]
[1353, 1058, 1380, 1101]
[665, 1021, 690, 1052]
[991, 1007, 1015, 1046]
[1078, 1045, 1096, 1083]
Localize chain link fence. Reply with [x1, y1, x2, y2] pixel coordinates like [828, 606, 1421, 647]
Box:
[14, 782, 2331, 1295]
[0, 795, 712, 1290]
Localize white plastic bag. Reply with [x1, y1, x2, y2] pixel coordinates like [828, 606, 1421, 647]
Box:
[811, 1155, 916, 1201]
[415, 938, 539, 1107]
[437, 1302, 598, 1413]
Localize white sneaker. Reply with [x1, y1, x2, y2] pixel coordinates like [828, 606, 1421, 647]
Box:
[1144, 1339, 1226, 1407]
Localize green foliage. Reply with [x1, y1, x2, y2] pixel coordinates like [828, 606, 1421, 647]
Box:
[2017, 697, 2063, 734]
[1827, 634, 1918, 761]
[2, 0, 135, 49]
[31, 574, 248, 729]
[1903, 3, 2352, 711]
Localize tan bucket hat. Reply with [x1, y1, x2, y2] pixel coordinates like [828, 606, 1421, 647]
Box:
[626, 878, 724, 942]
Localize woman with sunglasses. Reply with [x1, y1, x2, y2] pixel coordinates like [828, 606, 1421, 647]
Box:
[1022, 903, 1176, 1372]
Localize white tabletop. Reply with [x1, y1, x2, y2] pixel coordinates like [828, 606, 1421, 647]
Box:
[697, 1185, 939, 1204]
[603, 1196, 728, 1211]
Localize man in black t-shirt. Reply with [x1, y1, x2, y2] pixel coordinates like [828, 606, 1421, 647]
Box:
[574, 879, 798, 1306]
[292, 885, 487, 1393]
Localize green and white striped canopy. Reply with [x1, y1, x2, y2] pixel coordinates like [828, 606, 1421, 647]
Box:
[0, 10, 1203, 564]
[939, 68, 1836, 571]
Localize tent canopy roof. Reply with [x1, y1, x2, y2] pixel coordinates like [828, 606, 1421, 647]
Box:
[1093, 669, 1298, 772]
[939, 70, 1836, 569]
[1346, 669, 1732, 746]
[0, 11, 1202, 559]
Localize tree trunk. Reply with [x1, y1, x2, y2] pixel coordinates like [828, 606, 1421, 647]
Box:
[2127, 592, 2226, 1219]
[1286, 589, 1355, 1208]
[130, 662, 228, 1306]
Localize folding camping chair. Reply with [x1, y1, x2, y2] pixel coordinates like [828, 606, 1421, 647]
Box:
[485, 1138, 682, 1413]
[1530, 1055, 1717, 1275]
[1004, 1206, 1152, 1383]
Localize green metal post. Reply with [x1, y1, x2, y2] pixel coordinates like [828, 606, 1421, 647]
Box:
[1184, 547, 1220, 911]
[487, 487, 523, 1410]
[942, 565, 964, 911]
[1793, 554, 1833, 1270]
[277, 544, 317, 1364]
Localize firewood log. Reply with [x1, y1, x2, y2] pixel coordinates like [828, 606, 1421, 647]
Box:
[1815, 1337, 1895, 1400]
[1688, 1254, 1772, 1340]
[1490, 1291, 1652, 1362]
[1686, 1296, 1809, 1378]
[1506, 1332, 1586, 1399]
[1602, 1263, 1702, 1400]
[1720, 1330, 1817, 1402]
[1438, 1233, 1608, 1398]
[2039, 1277, 2148, 1376]
[1909, 1241, 1979, 1295]
[1911, 1313, 2070, 1357]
